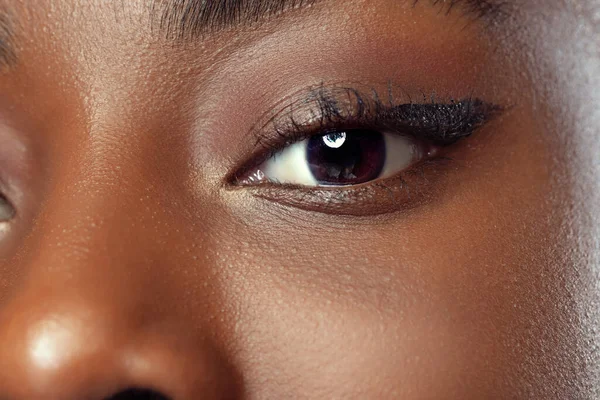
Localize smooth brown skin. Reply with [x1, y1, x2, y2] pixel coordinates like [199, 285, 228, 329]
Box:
[0, 0, 598, 399]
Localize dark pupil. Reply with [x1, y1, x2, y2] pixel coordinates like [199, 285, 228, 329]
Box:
[306, 130, 386, 186]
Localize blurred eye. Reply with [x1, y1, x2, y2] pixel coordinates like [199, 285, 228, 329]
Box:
[246, 129, 427, 187]
[0, 194, 15, 222]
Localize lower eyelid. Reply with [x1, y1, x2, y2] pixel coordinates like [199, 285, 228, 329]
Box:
[241, 157, 455, 217]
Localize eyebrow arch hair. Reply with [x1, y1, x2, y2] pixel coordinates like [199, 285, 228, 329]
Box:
[154, 0, 316, 39]
[155, 0, 511, 39]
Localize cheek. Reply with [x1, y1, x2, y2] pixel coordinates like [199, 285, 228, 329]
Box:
[229, 290, 475, 398]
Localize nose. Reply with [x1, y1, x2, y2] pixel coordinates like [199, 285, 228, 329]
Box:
[0, 170, 239, 399]
[0, 290, 236, 399]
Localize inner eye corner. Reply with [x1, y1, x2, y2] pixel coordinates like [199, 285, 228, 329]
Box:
[226, 163, 265, 188]
[0, 193, 17, 223]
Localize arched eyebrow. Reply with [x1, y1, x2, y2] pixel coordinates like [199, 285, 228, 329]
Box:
[155, 0, 511, 40]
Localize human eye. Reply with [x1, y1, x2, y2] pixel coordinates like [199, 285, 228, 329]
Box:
[230, 84, 502, 216]
[0, 192, 15, 224]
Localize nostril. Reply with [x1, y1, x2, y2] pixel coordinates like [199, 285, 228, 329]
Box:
[105, 388, 171, 400]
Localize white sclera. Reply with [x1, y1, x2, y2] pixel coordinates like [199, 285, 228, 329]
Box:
[380, 134, 421, 178]
[260, 140, 318, 186]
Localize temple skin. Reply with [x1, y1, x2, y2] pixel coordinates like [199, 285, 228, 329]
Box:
[0, 0, 598, 399]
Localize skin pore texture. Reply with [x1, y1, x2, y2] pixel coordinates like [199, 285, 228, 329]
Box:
[0, 0, 598, 399]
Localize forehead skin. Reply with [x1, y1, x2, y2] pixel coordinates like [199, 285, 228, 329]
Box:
[0, 0, 598, 399]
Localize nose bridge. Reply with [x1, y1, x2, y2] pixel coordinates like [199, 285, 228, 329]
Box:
[0, 144, 237, 399]
[0, 287, 235, 399]
[23, 127, 192, 286]
[15, 140, 172, 307]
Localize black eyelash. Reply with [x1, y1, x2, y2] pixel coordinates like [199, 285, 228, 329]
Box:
[253, 85, 503, 162]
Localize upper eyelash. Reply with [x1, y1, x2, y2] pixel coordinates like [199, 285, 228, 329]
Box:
[224, 83, 505, 188]
[252, 85, 503, 161]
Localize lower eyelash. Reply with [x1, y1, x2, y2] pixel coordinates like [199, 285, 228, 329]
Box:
[238, 156, 456, 217]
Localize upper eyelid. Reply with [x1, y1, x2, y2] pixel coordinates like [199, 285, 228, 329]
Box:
[250, 84, 406, 154]
[251, 84, 502, 154]
[248, 81, 404, 140]
[229, 84, 502, 186]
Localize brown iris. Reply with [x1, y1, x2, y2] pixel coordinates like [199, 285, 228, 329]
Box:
[307, 130, 386, 186]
